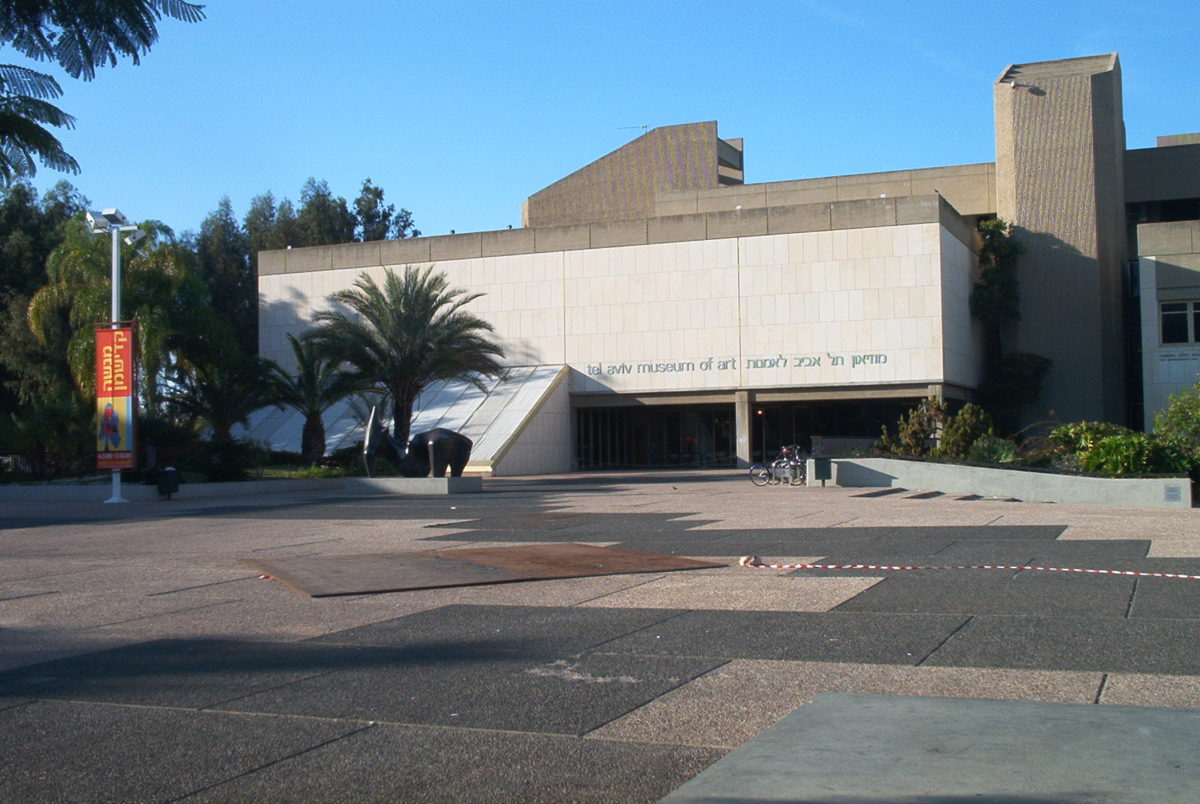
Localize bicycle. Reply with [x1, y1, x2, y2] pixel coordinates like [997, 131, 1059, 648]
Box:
[749, 444, 806, 486]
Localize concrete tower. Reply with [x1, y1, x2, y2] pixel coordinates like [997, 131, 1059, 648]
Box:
[994, 53, 1128, 424]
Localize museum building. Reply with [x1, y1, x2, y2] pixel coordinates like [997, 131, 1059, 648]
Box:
[250, 53, 1200, 476]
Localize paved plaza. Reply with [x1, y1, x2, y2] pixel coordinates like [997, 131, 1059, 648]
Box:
[3, 472, 1200, 801]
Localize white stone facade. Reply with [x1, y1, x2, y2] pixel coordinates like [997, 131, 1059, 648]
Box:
[259, 221, 980, 398]
[1139, 253, 1200, 429]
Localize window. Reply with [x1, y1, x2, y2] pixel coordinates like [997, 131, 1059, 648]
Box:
[1161, 301, 1200, 344]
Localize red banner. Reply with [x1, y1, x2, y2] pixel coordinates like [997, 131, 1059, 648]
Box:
[96, 326, 136, 470]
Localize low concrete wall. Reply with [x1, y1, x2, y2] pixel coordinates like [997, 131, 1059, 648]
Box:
[342, 477, 482, 494]
[818, 457, 1192, 509]
[0, 475, 483, 503]
[0, 478, 342, 503]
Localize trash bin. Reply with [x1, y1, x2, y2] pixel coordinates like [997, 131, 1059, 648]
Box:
[812, 457, 832, 486]
[158, 466, 180, 500]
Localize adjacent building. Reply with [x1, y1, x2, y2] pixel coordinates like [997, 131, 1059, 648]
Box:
[251, 53, 1200, 475]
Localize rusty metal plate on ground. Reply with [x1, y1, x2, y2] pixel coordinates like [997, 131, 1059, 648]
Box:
[438, 543, 721, 578]
[243, 543, 722, 598]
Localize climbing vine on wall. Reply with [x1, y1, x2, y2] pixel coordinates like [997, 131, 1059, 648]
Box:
[969, 218, 1052, 434]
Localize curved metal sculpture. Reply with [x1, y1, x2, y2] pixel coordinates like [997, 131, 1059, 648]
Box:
[362, 406, 473, 478]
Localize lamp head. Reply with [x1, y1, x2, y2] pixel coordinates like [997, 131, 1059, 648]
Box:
[101, 208, 128, 226]
[85, 210, 109, 233]
[123, 229, 147, 246]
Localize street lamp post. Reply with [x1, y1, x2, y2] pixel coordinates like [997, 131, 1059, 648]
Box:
[87, 208, 144, 504]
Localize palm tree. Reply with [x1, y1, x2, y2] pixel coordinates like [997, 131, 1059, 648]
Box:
[307, 266, 505, 444]
[0, 65, 79, 182]
[168, 355, 279, 444]
[26, 217, 205, 413]
[166, 352, 279, 480]
[270, 333, 359, 464]
[0, 1, 205, 184]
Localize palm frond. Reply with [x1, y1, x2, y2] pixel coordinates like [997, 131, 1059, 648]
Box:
[1, 1, 206, 80]
[0, 64, 64, 100]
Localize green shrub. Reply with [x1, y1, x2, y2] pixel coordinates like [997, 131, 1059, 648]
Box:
[199, 439, 258, 481]
[326, 442, 368, 473]
[292, 464, 347, 479]
[878, 396, 946, 457]
[975, 352, 1052, 433]
[1079, 433, 1188, 475]
[936, 403, 994, 460]
[1048, 421, 1132, 455]
[1153, 382, 1200, 476]
[967, 434, 1019, 464]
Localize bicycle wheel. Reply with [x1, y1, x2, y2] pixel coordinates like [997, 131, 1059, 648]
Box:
[749, 464, 772, 486]
[789, 463, 806, 486]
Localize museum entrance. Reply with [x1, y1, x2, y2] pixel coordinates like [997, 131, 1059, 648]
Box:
[574, 405, 736, 469]
[574, 398, 919, 469]
[749, 400, 916, 463]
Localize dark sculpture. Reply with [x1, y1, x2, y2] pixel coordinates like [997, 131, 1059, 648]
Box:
[363, 406, 473, 478]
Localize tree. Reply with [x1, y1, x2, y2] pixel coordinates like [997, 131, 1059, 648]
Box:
[968, 218, 1051, 433]
[0, 65, 77, 181]
[0, 180, 83, 296]
[26, 217, 206, 411]
[295, 178, 355, 246]
[194, 197, 255, 353]
[970, 218, 1023, 359]
[166, 352, 280, 480]
[0, 1, 205, 182]
[168, 354, 278, 444]
[244, 191, 299, 273]
[307, 266, 505, 444]
[1153, 379, 1200, 481]
[354, 177, 420, 241]
[269, 334, 358, 464]
[1, 287, 95, 477]
[976, 352, 1053, 435]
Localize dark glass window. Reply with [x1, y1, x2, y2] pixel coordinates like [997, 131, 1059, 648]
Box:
[1161, 302, 1190, 344]
[575, 405, 736, 469]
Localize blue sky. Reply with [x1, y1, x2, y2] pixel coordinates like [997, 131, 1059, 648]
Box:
[16, 1, 1200, 239]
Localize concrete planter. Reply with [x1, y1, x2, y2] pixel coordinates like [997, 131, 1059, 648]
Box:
[817, 457, 1192, 509]
[342, 476, 482, 494]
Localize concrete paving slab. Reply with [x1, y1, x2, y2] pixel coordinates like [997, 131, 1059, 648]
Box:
[832, 572, 1136, 617]
[1127, 576, 1200, 618]
[592, 660, 1104, 748]
[661, 692, 1200, 803]
[752, 537, 957, 559]
[1144, 535, 1200, 558]
[0, 700, 366, 803]
[0, 638, 350, 708]
[598, 610, 969, 663]
[818, 538, 1153, 564]
[925, 615, 1200, 674]
[580, 572, 881, 612]
[214, 651, 725, 736]
[787, 524, 1068, 541]
[305, 603, 685, 654]
[189, 722, 725, 803]
[1100, 672, 1200, 707]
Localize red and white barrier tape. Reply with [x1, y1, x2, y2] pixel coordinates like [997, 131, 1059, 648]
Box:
[737, 555, 1200, 580]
